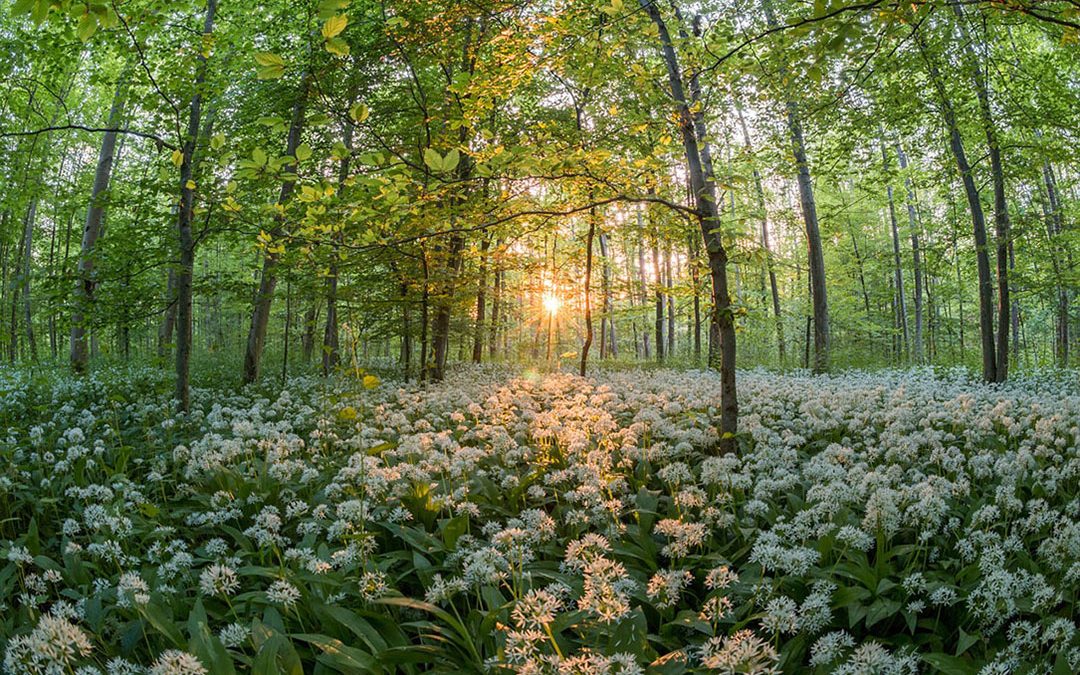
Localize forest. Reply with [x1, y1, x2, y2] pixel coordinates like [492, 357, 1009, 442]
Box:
[0, 0, 1078, 673]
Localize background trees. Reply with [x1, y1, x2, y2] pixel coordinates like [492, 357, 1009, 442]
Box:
[0, 0, 1077, 399]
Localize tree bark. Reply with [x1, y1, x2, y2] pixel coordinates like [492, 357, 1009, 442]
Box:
[950, 0, 1010, 381]
[71, 76, 128, 373]
[897, 144, 925, 363]
[174, 0, 218, 409]
[762, 0, 828, 372]
[579, 211, 596, 376]
[472, 233, 490, 363]
[920, 38, 997, 382]
[641, 0, 737, 452]
[653, 237, 664, 362]
[736, 101, 784, 365]
[880, 134, 909, 360]
[243, 73, 308, 384]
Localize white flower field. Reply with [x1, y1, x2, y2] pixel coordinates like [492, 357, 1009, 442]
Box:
[1, 366, 1078, 674]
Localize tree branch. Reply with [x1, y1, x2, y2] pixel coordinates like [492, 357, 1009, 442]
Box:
[0, 125, 177, 150]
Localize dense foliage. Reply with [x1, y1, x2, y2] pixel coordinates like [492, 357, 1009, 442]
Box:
[1, 365, 1078, 673]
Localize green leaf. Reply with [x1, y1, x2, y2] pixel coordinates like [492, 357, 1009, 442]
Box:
[349, 103, 370, 124]
[187, 599, 235, 675]
[423, 148, 443, 172]
[442, 148, 460, 172]
[77, 13, 97, 41]
[258, 64, 285, 80]
[252, 148, 268, 167]
[322, 14, 348, 39]
[141, 600, 185, 647]
[921, 653, 979, 674]
[293, 634, 378, 673]
[295, 143, 312, 162]
[956, 628, 979, 656]
[254, 52, 285, 66]
[325, 37, 350, 57]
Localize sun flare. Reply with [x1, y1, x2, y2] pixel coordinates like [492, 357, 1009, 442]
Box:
[542, 293, 562, 315]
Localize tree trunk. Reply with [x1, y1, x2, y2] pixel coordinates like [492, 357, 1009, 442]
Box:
[324, 115, 354, 375]
[1041, 158, 1069, 367]
[579, 210, 596, 376]
[736, 101, 784, 366]
[243, 73, 308, 384]
[472, 234, 490, 363]
[653, 237, 664, 362]
[950, 0, 1010, 381]
[598, 232, 616, 358]
[666, 246, 674, 358]
[71, 76, 128, 373]
[920, 38, 997, 382]
[641, 0, 737, 452]
[489, 241, 502, 359]
[897, 144, 925, 363]
[158, 268, 177, 359]
[174, 0, 219, 409]
[762, 0, 828, 372]
[880, 135, 909, 360]
[20, 199, 37, 361]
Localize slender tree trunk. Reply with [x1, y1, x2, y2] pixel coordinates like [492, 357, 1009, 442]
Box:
[302, 303, 317, 362]
[324, 115, 354, 375]
[472, 234, 490, 363]
[642, 0, 737, 451]
[653, 237, 664, 362]
[736, 101, 784, 366]
[880, 134, 909, 360]
[243, 73, 308, 384]
[71, 76, 129, 373]
[950, 0, 1009, 381]
[636, 232, 651, 359]
[579, 210, 596, 376]
[174, 0, 218, 409]
[598, 232, 616, 358]
[489, 241, 502, 359]
[762, 0, 827, 372]
[666, 246, 674, 358]
[158, 268, 177, 359]
[690, 236, 702, 362]
[921, 39, 997, 382]
[20, 199, 37, 361]
[897, 144, 925, 363]
[1041, 159, 1069, 367]
[419, 247, 430, 381]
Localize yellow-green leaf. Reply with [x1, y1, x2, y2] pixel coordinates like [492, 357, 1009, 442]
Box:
[349, 103, 369, 124]
[171, 150, 184, 168]
[254, 52, 284, 66]
[442, 148, 460, 172]
[325, 37, 349, 57]
[77, 13, 97, 41]
[322, 14, 348, 39]
[295, 143, 312, 162]
[423, 148, 442, 172]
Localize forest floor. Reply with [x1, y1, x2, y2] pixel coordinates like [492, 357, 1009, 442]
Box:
[1, 364, 1078, 673]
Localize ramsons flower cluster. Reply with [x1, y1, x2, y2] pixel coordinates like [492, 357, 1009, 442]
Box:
[0, 363, 1077, 673]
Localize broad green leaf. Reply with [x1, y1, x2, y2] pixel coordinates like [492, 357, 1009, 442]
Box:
[423, 148, 443, 172]
[442, 148, 460, 172]
[325, 37, 349, 56]
[349, 103, 369, 124]
[322, 14, 348, 39]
